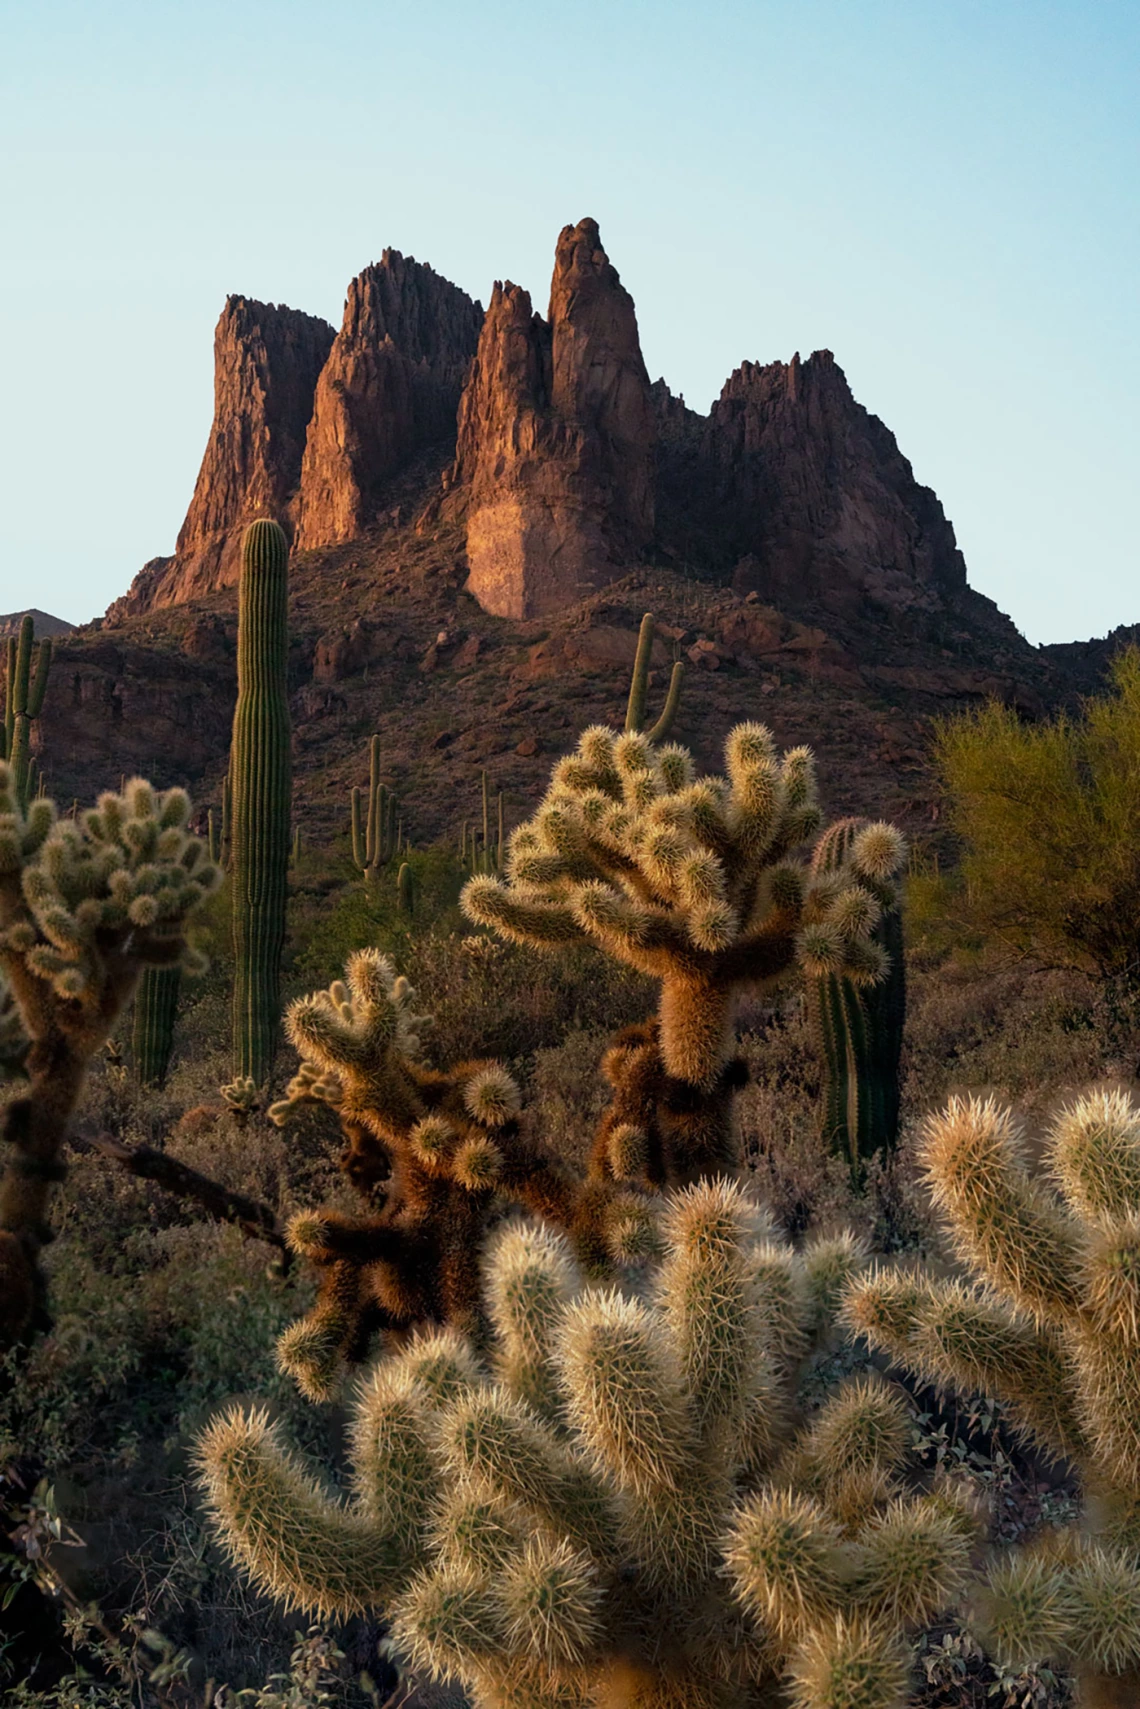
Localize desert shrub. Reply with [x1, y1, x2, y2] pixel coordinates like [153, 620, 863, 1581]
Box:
[933, 648, 1140, 1003]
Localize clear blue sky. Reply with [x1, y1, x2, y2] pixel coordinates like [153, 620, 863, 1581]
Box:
[2, 0, 1136, 644]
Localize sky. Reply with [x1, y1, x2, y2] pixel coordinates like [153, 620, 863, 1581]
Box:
[1, 0, 1136, 645]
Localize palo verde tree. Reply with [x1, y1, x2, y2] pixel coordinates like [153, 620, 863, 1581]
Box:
[933, 647, 1140, 999]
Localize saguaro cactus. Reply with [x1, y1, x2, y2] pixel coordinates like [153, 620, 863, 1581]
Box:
[198, 1180, 972, 1709]
[351, 735, 397, 882]
[807, 818, 907, 1178]
[2, 616, 53, 810]
[844, 1089, 1140, 1707]
[132, 964, 182, 1088]
[228, 519, 292, 1090]
[625, 611, 683, 742]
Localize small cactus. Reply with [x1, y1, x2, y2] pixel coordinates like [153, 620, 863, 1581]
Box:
[352, 735, 397, 881]
[625, 611, 683, 743]
[198, 1180, 967, 1709]
[132, 964, 182, 1088]
[807, 818, 907, 1178]
[264, 950, 644, 1397]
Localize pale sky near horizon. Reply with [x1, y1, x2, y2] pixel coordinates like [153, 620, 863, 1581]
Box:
[1, 0, 1136, 645]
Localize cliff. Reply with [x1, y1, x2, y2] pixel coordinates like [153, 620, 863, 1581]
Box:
[108, 298, 335, 617]
[294, 250, 482, 551]
[700, 351, 969, 620]
[449, 218, 656, 618]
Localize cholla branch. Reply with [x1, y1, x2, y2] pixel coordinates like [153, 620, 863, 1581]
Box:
[0, 764, 218, 1346]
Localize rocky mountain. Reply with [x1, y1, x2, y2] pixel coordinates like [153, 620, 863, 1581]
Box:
[33, 213, 1130, 862]
[0, 609, 75, 638]
[105, 216, 1022, 649]
[109, 254, 481, 619]
[445, 217, 655, 618]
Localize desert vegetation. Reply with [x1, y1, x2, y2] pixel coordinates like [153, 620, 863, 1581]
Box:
[4, 530, 1140, 1708]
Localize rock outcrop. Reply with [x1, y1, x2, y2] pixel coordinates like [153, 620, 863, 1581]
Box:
[108, 299, 335, 618]
[451, 218, 655, 618]
[699, 351, 968, 619]
[294, 251, 482, 551]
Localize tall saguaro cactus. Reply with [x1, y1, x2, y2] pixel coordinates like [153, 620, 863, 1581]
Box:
[806, 818, 906, 1178]
[228, 520, 292, 1090]
[3, 616, 53, 810]
[132, 965, 182, 1088]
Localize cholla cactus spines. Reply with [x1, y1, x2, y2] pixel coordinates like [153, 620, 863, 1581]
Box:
[230, 517, 292, 1088]
[625, 612, 683, 745]
[0, 766, 218, 1343]
[2, 614, 53, 810]
[463, 722, 905, 1091]
[199, 1181, 961, 1709]
[265, 950, 644, 1399]
[843, 1088, 1140, 1705]
[807, 818, 907, 1178]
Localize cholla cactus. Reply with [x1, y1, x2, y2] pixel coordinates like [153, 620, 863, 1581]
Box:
[844, 1089, 1140, 1707]
[0, 765, 218, 1343]
[266, 950, 652, 1400]
[462, 723, 904, 1106]
[199, 1180, 972, 1709]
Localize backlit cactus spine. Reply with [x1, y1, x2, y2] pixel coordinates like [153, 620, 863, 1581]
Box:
[228, 519, 292, 1089]
[807, 818, 906, 1177]
[132, 964, 182, 1087]
[198, 1181, 968, 1709]
[844, 1089, 1140, 1707]
[3, 616, 53, 810]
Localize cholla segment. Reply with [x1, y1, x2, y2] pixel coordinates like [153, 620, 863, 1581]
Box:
[0, 765, 217, 1345]
[844, 1087, 1140, 1700]
[199, 1180, 964, 1709]
[462, 723, 904, 1088]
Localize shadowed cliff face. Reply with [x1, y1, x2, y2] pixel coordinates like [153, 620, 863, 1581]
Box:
[449, 217, 656, 618]
[294, 250, 483, 551]
[702, 352, 968, 618]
